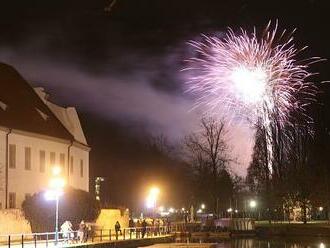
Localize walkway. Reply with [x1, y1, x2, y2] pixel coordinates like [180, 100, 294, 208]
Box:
[0, 227, 172, 248]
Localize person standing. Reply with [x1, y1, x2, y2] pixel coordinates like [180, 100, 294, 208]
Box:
[78, 220, 86, 243]
[136, 220, 141, 238]
[141, 219, 147, 238]
[115, 221, 122, 239]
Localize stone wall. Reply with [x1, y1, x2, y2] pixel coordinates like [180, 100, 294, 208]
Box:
[96, 209, 129, 230]
[0, 209, 31, 236]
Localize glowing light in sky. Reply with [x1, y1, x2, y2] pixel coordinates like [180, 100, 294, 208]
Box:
[230, 66, 267, 104]
[184, 21, 321, 174]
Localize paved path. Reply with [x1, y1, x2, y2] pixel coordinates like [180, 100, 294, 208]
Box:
[0, 234, 173, 248]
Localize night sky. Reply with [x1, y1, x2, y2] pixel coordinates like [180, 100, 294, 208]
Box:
[1, 0, 329, 209]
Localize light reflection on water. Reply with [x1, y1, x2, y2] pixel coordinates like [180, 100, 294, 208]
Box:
[175, 237, 330, 248]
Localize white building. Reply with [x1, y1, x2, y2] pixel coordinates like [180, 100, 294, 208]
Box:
[0, 63, 90, 209]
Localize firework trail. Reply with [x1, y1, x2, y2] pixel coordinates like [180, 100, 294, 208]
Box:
[184, 21, 321, 174]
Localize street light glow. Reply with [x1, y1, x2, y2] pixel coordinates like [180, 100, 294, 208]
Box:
[49, 177, 66, 189]
[201, 203, 205, 209]
[52, 166, 62, 176]
[150, 187, 160, 196]
[249, 200, 257, 208]
[146, 186, 160, 209]
[46, 167, 65, 246]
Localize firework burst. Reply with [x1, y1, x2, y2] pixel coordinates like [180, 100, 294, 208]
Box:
[184, 22, 321, 174]
[184, 22, 319, 127]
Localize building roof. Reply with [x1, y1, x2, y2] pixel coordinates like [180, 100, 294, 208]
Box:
[35, 87, 88, 146]
[0, 63, 75, 141]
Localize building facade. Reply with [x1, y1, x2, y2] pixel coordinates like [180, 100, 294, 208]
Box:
[0, 63, 90, 209]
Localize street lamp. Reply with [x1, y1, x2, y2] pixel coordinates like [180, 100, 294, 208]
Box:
[249, 200, 257, 219]
[146, 186, 160, 218]
[146, 186, 160, 209]
[45, 166, 65, 246]
[249, 200, 257, 208]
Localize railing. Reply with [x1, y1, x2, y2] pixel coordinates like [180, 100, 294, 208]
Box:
[0, 226, 171, 247]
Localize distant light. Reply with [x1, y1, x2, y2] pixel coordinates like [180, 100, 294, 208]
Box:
[169, 208, 175, 213]
[319, 207, 324, 211]
[227, 208, 233, 213]
[160, 211, 170, 217]
[201, 204, 205, 209]
[235, 209, 238, 213]
[320, 243, 326, 248]
[249, 200, 257, 208]
[146, 186, 160, 209]
[181, 208, 185, 211]
[146, 196, 155, 209]
[197, 209, 202, 213]
[158, 206, 165, 212]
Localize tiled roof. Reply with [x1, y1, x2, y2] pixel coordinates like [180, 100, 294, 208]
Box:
[0, 63, 74, 141]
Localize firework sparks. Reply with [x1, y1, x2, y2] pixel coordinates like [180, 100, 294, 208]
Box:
[184, 22, 321, 174]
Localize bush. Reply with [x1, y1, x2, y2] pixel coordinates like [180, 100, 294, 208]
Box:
[22, 187, 100, 232]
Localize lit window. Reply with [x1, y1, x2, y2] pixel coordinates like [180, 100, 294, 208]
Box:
[50, 152, 56, 166]
[25, 147, 31, 170]
[70, 156, 74, 175]
[9, 192, 16, 209]
[40, 150, 46, 173]
[80, 159, 83, 178]
[9, 144, 16, 169]
[60, 153, 65, 169]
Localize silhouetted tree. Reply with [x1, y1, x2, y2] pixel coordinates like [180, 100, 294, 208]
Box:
[184, 117, 234, 214]
[22, 187, 100, 232]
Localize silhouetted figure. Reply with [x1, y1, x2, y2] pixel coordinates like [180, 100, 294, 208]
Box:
[136, 220, 141, 238]
[78, 220, 86, 243]
[115, 221, 122, 239]
[141, 219, 147, 238]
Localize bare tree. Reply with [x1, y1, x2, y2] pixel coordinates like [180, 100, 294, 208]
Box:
[184, 117, 233, 213]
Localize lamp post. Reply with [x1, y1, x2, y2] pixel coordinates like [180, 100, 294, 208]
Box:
[249, 200, 257, 219]
[146, 187, 160, 218]
[45, 166, 65, 246]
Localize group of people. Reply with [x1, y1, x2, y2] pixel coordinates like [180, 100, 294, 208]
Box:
[60, 220, 88, 243]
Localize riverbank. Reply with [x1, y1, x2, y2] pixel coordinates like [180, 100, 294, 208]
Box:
[256, 222, 330, 237]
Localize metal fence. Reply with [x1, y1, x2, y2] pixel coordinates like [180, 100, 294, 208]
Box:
[0, 226, 170, 247]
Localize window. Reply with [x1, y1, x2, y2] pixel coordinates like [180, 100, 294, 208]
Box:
[9, 144, 16, 169]
[40, 150, 46, 173]
[70, 156, 74, 175]
[50, 152, 56, 166]
[60, 153, 65, 169]
[25, 147, 31, 170]
[80, 159, 84, 178]
[9, 192, 16, 208]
